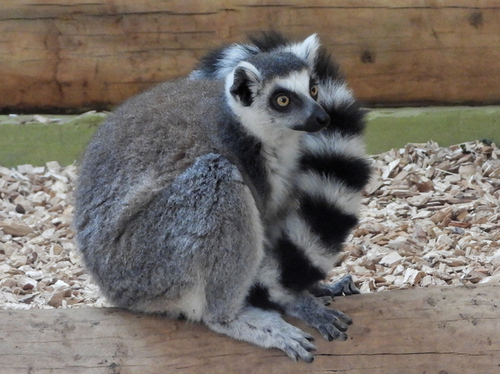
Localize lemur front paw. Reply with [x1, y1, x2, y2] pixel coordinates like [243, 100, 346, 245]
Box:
[310, 274, 360, 298]
[286, 294, 353, 342]
[310, 306, 352, 342]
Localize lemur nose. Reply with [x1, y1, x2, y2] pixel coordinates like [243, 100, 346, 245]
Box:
[315, 107, 330, 129]
[317, 111, 330, 127]
[299, 106, 330, 132]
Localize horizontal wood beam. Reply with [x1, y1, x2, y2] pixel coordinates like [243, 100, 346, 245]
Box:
[1, 284, 499, 373]
[1, 0, 500, 112]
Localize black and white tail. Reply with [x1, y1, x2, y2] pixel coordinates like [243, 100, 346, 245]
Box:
[191, 31, 371, 297]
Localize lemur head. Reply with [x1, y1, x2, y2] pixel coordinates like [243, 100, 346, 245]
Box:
[225, 35, 330, 142]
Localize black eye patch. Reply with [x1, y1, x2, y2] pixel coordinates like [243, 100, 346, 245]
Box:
[269, 89, 302, 112]
[309, 78, 319, 100]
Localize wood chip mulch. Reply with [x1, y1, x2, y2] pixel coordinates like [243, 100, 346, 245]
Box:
[1, 140, 499, 309]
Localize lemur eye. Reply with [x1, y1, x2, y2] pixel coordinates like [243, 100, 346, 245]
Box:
[276, 95, 290, 107]
[310, 84, 319, 98]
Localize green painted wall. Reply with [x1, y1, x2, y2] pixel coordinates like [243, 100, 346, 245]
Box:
[365, 107, 500, 154]
[1, 107, 499, 167]
[0, 113, 105, 167]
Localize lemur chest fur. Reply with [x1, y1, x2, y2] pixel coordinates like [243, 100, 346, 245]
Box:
[262, 131, 302, 217]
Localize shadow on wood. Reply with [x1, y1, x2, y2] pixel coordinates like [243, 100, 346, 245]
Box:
[1, 284, 499, 373]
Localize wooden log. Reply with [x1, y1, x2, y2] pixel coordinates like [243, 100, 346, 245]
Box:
[1, 284, 499, 373]
[1, 0, 500, 112]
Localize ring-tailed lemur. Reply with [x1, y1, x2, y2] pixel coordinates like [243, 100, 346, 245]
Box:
[190, 32, 371, 301]
[74, 36, 353, 362]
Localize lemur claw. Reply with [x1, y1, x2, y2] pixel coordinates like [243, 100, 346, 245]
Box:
[310, 274, 360, 298]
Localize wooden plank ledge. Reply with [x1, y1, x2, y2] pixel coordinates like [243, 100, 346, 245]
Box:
[1, 284, 499, 373]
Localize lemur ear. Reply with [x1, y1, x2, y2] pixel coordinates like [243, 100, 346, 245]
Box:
[229, 61, 262, 107]
[293, 33, 320, 66]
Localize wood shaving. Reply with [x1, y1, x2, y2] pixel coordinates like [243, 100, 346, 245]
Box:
[1, 140, 499, 309]
[0, 162, 110, 309]
[330, 140, 500, 293]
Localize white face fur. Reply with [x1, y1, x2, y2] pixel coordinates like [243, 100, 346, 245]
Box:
[224, 48, 330, 217]
[223, 34, 327, 145]
[226, 67, 322, 145]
